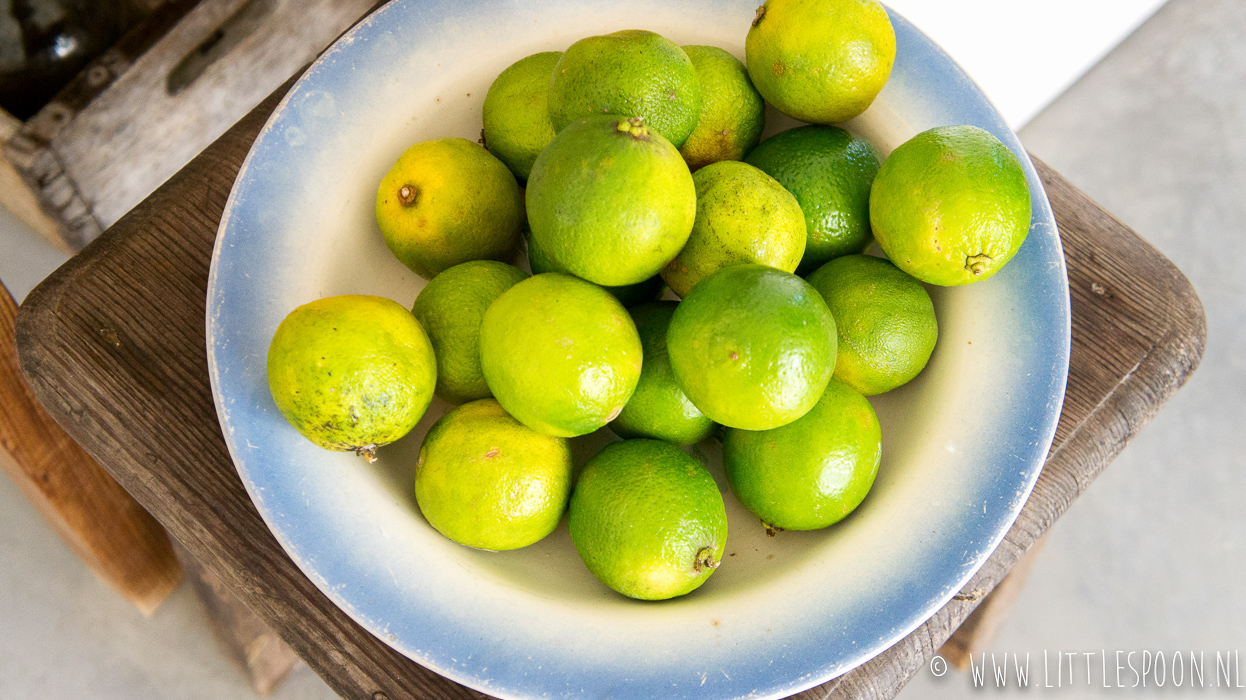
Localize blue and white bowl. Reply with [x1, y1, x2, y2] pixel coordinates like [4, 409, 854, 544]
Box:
[207, 1, 1070, 697]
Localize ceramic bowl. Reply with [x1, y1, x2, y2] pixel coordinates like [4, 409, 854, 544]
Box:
[207, 1, 1070, 697]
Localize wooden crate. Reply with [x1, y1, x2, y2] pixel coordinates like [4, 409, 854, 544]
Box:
[3, 0, 376, 252]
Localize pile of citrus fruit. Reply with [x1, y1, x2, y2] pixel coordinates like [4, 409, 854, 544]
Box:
[265, 0, 1032, 601]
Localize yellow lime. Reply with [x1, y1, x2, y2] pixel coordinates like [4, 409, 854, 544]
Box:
[375, 137, 523, 279]
[549, 30, 700, 147]
[482, 51, 561, 183]
[266, 295, 435, 461]
[568, 439, 727, 600]
[869, 125, 1032, 286]
[666, 264, 836, 430]
[661, 160, 805, 297]
[679, 45, 765, 171]
[746, 0, 895, 124]
[478, 273, 642, 437]
[806, 254, 937, 395]
[415, 399, 573, 551]
[724, 377, 880, 531]
[411, 260, 528, 405]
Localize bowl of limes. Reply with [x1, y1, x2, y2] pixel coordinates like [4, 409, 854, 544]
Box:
[206, 0, 1070, 697]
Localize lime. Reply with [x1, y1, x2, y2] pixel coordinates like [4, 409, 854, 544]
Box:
[525, 229, 664, 308]
[609, 302, 715, 445]
[415, 399, 573, 551]
[549, 30, 700, 148]
[745, 124, 880, 273]
[724, 377, 881, 530]
[478, 273, 642, 437]
[869, 125, 1031, 286]
[745, 0, 895, 124]
[806, 254, 937, 395]
[661, 160, 805, 297]
[568, 439, 727, 600]
[526, 115, 695, 286]
[482, 51, 561, 183]
[678, 45, 766, 171]
[666, 264, 836, 430]
[376, 137, 523, 279]
[267, 295, 435, 461]
[411, 260, 528, 405]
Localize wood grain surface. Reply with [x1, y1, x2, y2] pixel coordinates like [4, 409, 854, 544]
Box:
[14, 81, 1206, 699]
[0, 282, 181, 615]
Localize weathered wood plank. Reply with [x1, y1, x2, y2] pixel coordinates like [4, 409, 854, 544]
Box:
[13, 84, 1206, 700]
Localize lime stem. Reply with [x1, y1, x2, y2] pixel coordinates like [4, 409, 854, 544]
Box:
[398, 184, 418, 207]
[693, 547, 719, 573]
[356, 444, 378, 463]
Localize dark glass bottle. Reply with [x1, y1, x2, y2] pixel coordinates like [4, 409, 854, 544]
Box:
[0, 1, 149, 120]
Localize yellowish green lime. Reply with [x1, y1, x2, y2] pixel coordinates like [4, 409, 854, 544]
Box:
[661, 160, 805, 297]
[745, 124, 880, 273]
[478, 273, 642, 437]
[526, 115, 695, 286]
[549, 30, 701, 148]
[568, 439, 727, 600]
[375, 137, 523, 279]
[724, 377, 881, 531]
[415, 399, 573, 551]
[266, 295, 435, 461]
[678, 45, 765, 171]
[411, 260, 528, 405]
[806, 254, 937, 395]
[525, 229, 664, 308]
[666, 264, 836, 430]
[745, 0, 895, 124]
[609, 302, 715, 445]
[482, 51, 561, 183]
[869, 125, 1032, 286]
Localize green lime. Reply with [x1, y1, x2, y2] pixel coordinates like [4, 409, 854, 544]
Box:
[526, 115, 695, 286]
[806, 255, 937, 395]
[478, 273, 642, 437]
[661, 160, 805, 297]
[724, 377, 880, 531]
[482, 51, 561, 183]
[525, 229, 664, 308]
[549, 30, 700, 148]
[376, 137, 523, 279]
[267, 295, 436, 461]
[415, 399, 573, 551]
[411, 260, 528, 405]
[568, 439, 727, 600]
[678, 45, 766, 171]
[666, 264, 836, 430]
[745, 0, 895, 124]
[869, 125, 1032, 286]
[745, 124, 881, 273]
[609, 302, 715, 445]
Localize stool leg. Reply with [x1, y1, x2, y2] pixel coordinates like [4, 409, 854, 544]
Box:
[0, 281, 181, 614]
[172, 542, 301, 696]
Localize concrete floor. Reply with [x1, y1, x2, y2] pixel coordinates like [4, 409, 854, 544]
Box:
[1, 0, 1241, 697]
